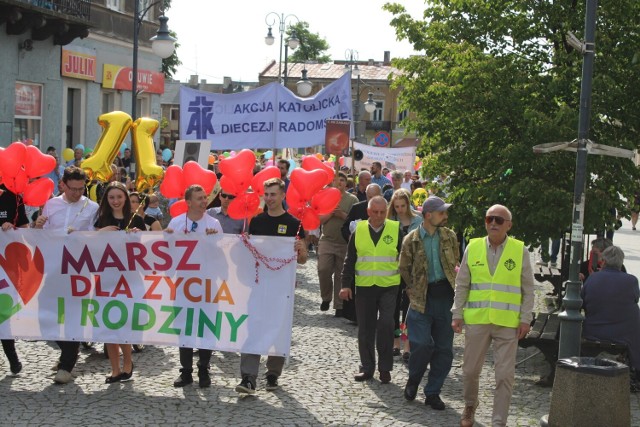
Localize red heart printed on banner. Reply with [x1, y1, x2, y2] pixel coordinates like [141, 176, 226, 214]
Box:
[0, 242, 45, 306]
[290, 168, 328, 201]
[183, 161, 217, 194]
[159, 165, 185, 199]
[25, 145, 56, 179]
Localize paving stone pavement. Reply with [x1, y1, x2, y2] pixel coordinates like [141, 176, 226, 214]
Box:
[1, 249, 639, 426]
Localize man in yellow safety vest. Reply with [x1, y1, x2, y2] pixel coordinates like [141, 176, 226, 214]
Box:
[451, 204, 534, 427]
[340, 196, 403, 384]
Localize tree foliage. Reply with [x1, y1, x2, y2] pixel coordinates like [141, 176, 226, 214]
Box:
[384, 0, 640, 246]
[161, 30, 181, 78]
[286, 22, 331, 63]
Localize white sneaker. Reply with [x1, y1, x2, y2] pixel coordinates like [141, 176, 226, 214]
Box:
[54, 369, 74, 384]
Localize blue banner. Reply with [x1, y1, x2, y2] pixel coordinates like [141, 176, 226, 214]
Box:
[179, 73, 353, 150]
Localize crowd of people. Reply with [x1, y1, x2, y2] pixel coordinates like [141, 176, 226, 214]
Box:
[1, 146, 639, 427]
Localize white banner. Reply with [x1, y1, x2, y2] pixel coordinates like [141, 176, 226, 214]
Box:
[353, 141, 416, 172]
[179, 73, 353, 150]
[0, 230, 296, 357]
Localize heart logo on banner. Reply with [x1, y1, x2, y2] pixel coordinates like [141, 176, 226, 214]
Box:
[0, 242, 45, 310]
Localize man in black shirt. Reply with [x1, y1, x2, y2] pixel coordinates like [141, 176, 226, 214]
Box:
[235, 178, 307, 395]
[0, 184, 29, 375]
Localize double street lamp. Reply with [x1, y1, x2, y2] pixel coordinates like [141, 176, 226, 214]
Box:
[132, 1, 176, 121]
[345, 49, 376, 173]
[264, 12, 312, 96]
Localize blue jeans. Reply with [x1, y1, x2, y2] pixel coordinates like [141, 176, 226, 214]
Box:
[406, 294, 454, 395]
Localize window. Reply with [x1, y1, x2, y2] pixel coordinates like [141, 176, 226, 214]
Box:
[102, 91, 115, 114]
[14, 82, 43, 146]
[170, 108, 179, 121]
[398, 109, 408, 123]
[373, 101, 384, 121]
[140, 0, 155, 21]
[106, 0, 121, 11]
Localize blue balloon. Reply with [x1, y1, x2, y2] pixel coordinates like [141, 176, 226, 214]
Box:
[264, 150, 273, 160]
[120, 142, 127, 155]
[162, 148, 172, 162]
[288, 158, 297, 171]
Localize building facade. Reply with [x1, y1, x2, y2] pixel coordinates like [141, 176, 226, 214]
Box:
[0, 0, 166, 151]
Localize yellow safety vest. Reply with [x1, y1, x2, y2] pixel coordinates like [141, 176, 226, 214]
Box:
[354, 220, 400, 288]
[463, 237, 523, 328]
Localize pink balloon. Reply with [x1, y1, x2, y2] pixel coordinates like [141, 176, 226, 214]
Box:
[23, 177, 54, 206]
[183, 161, 217, 194]
[250, 166, 280, 197]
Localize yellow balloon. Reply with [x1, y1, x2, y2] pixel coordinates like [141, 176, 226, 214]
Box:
[82, 111, 132, 182]
[62, 148, 74, 163]
[132, 117, 164, 192]
[411, 188, 427, 208]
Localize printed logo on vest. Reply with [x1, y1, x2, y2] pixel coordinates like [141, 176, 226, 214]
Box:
[277, 224, 287, 234]
[382, 234, 394, 245]
[504, 258, 516, 271]
[472, 260, 485, 267]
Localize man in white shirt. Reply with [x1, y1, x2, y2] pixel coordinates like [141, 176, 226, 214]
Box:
[34, 166, 99, 384]
[166, 184, 222, 388]
[401, 170, 413, 192]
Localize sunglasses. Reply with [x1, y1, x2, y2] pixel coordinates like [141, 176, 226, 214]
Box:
[485, 215, 508, 225]
[220, 194, 235, 200]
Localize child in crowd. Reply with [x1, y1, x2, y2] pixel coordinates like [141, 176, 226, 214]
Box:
[144, 193, 163, 220]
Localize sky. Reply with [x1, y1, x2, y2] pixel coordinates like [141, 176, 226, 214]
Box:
[165, 0, 426, 84]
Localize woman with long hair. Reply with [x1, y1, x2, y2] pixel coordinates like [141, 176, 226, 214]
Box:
[129, 192, 162, 231]
[387, 189, 422, 362]
[95, 182, 146, 383]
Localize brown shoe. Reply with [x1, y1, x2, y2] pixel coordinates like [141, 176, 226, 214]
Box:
[379, 370, 391, 384]
[460, 403, 478, 427]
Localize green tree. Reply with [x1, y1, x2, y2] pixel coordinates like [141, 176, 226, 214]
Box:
[286, 22, 331, 63]
[384, 1, 640, 246]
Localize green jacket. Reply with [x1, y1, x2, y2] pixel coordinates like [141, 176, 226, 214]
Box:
[399, 226, 460, 314]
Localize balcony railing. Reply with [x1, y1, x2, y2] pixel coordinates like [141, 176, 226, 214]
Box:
[366, 120, 392, 132]
[12, 0, 91, 21]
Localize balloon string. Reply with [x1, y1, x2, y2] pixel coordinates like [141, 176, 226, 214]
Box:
[238, 233, 296, 284]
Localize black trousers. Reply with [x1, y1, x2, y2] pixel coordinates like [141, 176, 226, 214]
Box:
[355, 285, 398, 373]
[1, 339, 19, 364]
[179, 347, 212, 371]
[56, 341, 80, 372]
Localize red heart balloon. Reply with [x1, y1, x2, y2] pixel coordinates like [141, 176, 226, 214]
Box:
[25, 146, 56, 179]
[183, 161, 217, 194]
[219, 175, 244, 196]
[301, 209, 320, 231]
[290, 168, 328, 201]
[301, 155, 334, 185]
[0, 142, 27, 178]
[219, 149, 255, 194]
[250, 166, 281, 196]
[169, 199, 187, 217]
[0, 242, 45, 305]
[4, 168, 28, 195]
[286, 185, 307, 219]
[23, 177, 54, 207]
[227, 192, 261, 220]
[311, 187, 341, 215]
[159, 165, 185, 199]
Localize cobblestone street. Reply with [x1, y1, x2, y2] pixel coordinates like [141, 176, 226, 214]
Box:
[1, 224, 640, 426]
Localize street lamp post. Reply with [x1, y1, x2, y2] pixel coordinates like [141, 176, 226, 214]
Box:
[264, 12, 299, 86]
[345, 49, 376, 174]
[131, 1, 176, 121]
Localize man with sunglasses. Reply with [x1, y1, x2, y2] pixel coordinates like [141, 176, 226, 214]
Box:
[451, 204, 534, 427]
[207, 191, 246, 234]
[34, 166, 99, 384]
[165, 184, 222, 388]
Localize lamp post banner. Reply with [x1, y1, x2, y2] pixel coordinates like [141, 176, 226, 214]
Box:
[0, 230, 296, 357]
[352, 141, 416, 172]
[179, 73, 352, 149]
